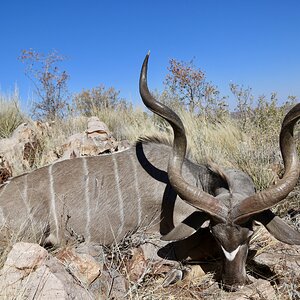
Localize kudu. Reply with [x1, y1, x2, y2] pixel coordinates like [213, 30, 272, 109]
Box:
[0, 54, 300, 290]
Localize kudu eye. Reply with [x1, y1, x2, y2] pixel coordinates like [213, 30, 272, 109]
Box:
[239, 228, 254, 245]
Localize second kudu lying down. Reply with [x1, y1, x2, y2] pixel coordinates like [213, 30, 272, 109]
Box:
[0, 54, 300, 290]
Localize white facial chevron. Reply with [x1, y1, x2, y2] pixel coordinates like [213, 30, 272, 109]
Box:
[221, 245, 241, 261]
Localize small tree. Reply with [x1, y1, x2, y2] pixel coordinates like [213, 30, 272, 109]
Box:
[230, 83, 298, 136]
[74, 85, 128, 116]
[230, 83, 254, 130]
[164, 58, 228, 120]
[254, 93, 297, 138]
[19, 49, 70, 121]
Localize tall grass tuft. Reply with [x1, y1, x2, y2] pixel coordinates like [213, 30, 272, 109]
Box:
[0, 90, 26, 138]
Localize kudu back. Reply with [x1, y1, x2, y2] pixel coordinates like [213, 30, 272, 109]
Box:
[1, 54, 300, 290]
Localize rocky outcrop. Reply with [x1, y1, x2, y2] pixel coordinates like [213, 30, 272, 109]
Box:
[0, 117, 131, 182]
[59, 117, 120, 160]
[0, 122, 43, 180]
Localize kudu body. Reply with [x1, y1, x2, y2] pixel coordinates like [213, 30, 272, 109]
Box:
[1, 54, 300, 290]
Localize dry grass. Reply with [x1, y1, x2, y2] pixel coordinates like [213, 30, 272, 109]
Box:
[0, 90, 26, 138]
[157, 109, 284, 191]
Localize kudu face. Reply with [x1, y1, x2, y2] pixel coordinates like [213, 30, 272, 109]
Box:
[140, 53, 300, 290]
[211, 223, 253, 289]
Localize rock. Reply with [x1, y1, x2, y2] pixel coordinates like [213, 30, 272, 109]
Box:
[251, 225, 300, 282]
[86, 117, 111, 140]
[140, 240, 164, 261]
[59, 117, 118, 160]
[0, 242, 93, 299]
[4, 241, 48, 270]
[0, 167, 11, 184]
[75, 242, 106, 262]
[34, 120, 53, 137]
[56, 246, 102, 286]
[254, 251, 300, 274]
[126, 247, 147, 282]
[98, 269, 128, 299]
[117, 140, 131, 151]
[182, 265, 206, 283]
[0, 122, 47, 175]
[23, 140, 39, 166]
[0, 157, 12, 184]
[222, 279, 276, 300]
[11, 122, 37, 142]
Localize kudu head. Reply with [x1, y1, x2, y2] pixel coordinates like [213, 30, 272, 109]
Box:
[139, 53, 300, 290]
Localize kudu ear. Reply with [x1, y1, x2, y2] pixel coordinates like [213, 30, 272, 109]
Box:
[161, 211, 210, 241]
[255, 209, 300, 245]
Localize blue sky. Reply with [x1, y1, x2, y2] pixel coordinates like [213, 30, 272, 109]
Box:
[0, 0, 299, 111]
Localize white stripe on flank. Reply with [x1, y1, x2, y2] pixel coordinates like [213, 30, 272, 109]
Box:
[49, 164, 59, 241]
[0, 207, 5, 226]
[112, 155, 124, 236]
[221, 245, 240, 261]
[129, 153, 142, 225]
[0, 182, 8, 199]
[21, 174, 29, 213]
[0, 184, 8, 226]
[19, 175, 35, 231]
[83, 158, 91, 242]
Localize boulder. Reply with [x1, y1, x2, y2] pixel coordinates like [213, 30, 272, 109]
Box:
[0, 122, 46, 176]
[0, 242, 93, 299]
[59, 117, 119, 160]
